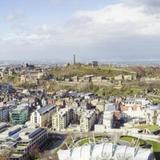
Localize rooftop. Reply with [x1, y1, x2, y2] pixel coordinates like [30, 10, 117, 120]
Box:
[12, 104, 28, 112]
[19, 127, 45, 140]
[0, 122, 8, 130]
[0, 125, 22, 140]
[37, 105, 55, 115]
[58, 143, 154, 160]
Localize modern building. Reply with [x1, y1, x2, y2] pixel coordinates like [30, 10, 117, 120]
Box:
[103, 111, 113, 129]
[0, 126, 48, 160]
[0, 106, 9, 122]
[17, 127, 48, 154]
[146, 105, 160, 125]
[10, 104, 29, 125]
[52, 107, 74, 131]
[58, 143, 155, 160]
[80, 110, 96, 132]
[0, 125, 22, 143]
[30, 105, 56, 127]
[0, 125, 48, 160]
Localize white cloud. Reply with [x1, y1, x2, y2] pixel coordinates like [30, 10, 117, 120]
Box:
[5, 3, 160, 41]
[1, 0, 160, 61]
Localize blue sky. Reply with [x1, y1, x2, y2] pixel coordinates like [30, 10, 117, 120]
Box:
[1, 0, 116, 34]
[1, 0, 160, 62]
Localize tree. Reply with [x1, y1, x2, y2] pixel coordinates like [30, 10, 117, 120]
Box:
[29, 145, 41, 160]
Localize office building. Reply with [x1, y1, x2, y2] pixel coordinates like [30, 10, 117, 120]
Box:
[10, 104, 29, 125]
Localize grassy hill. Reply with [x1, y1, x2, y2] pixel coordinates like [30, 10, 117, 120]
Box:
[49, 65, 135, 79]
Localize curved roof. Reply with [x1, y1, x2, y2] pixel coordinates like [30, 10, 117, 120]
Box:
[57, 143, 154, 160]
[91, 143, 104, 159]
[58, 150, 70, 160]
[134, 148, 154, 160]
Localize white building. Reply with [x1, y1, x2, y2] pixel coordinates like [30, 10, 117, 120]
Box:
[105, 103, 117, 111]
[52, 107, 73, 131]
[94, 124, 106, 133]
[114, 74, 123, 81]
[124, 75, 133, 81]
[123, 106, 146, 119]
[103, 111, 113, 129]
[124, 98, 150, 108]
[145, 105, 160, 125]
[58, 143, 155, 160]
[95, 104, 114, 132]
[121, 98, 150, 120]
[80, 110, 96, 132]
[30, 105, 56, 127]
[157, 113, 160, 127]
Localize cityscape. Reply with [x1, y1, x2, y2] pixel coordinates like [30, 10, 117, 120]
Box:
[1, 0, 160, 160]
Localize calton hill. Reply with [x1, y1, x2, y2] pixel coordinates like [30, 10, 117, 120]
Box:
[1, 64, 160, 103]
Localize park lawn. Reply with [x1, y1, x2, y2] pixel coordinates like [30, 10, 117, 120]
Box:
[135, 125, 160, 132]
[78, 138, 90, 146]
[147, 140, 160, 152]
[78, 136, 107, 146]
[120, 136, 145, 146]
[120, 136, 160, 152]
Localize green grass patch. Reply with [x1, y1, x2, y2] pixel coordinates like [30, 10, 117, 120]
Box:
[135, 125, 160, 132]
[147, 140, 160, 152]
[78, 138, 90, 146]
[120, 136, 145, 146]
[120, 135, 160, 160]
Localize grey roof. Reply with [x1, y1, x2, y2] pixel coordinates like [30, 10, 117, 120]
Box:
[37, 105, 55, 115]
[149, 105, 160, 110]
[0, 122, 8, 130]
[106, 103, 117, 111]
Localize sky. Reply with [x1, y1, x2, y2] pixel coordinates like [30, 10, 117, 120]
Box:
[1, 0, 160, 63]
